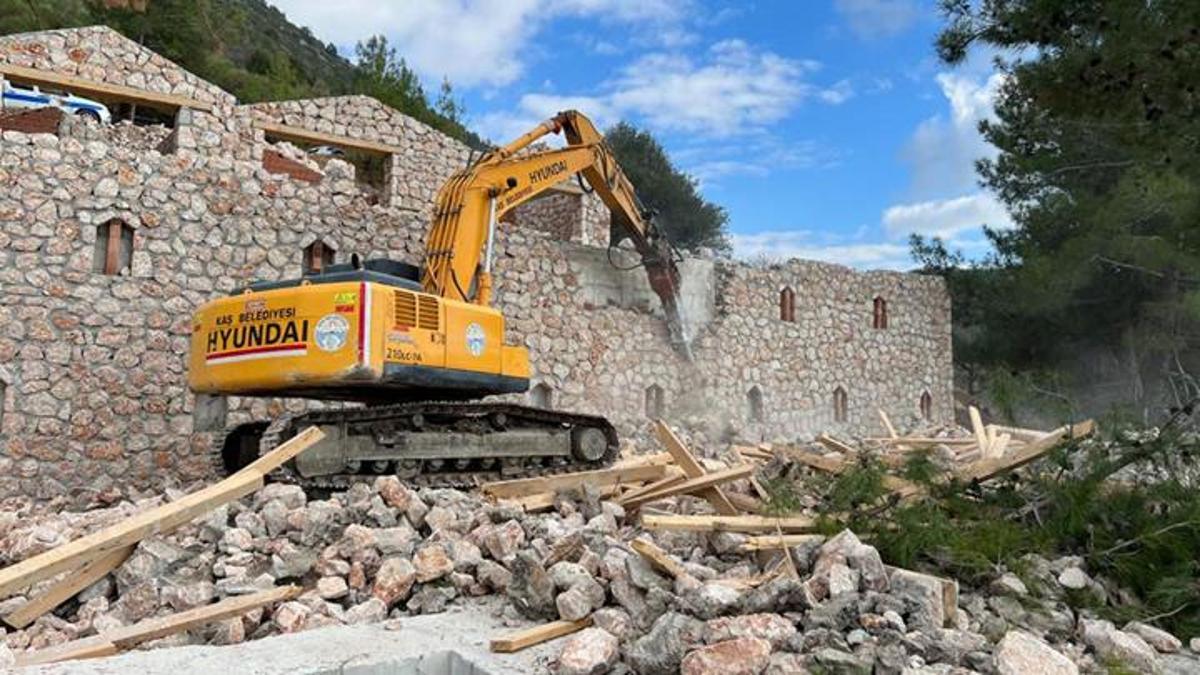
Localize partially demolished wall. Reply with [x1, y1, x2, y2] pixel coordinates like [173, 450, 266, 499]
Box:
[0, 26, 952, 503]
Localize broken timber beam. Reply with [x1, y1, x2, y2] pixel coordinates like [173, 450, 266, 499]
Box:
[630, 538, 687, 578]
[482, 464, 667, 500]
[738, 534, 826, 552]
[3, 545, 134, 630]
[957, 420, 1094, 483]
[784, 447, 924, 499]
[16, 585, 302, 666]
[614, 471, 687, 507]
[816, 433, 857, 455]
[640, 513, 816, 533]
[968, 406, 989, 456]
[490, 617, 592, 653]
[510, 484, 621, 513]
[654, 420, 739, 515]
[0, 427, 323, 601]
[617, 464, 755, 510]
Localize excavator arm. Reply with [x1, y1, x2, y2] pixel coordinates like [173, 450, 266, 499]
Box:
[421, 110, 692, 358]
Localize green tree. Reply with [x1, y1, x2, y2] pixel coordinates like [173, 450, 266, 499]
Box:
[929, 0, 1200, 411]
[604, 121, 730, 253]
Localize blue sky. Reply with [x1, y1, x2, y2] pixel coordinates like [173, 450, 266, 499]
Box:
[272, 0, 1011, 270]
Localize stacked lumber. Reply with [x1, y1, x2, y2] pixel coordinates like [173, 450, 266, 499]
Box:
[776, 417, 1096, 502]
[0, 428, 325, 665]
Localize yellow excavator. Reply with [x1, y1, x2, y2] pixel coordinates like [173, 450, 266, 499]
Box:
[188, 111, 689, 489]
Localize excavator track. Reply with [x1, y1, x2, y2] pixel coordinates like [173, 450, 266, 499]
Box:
[211, 402, 619, 493]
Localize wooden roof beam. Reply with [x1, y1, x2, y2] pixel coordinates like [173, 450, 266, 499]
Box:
[0, 64, 213, 112]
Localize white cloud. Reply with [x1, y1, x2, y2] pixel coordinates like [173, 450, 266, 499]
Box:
[818, 79, 855, 105]
[903, 71, 1006, 197]
[732, 230, 914, 271]
[876, 68, 1012, 251]
[477, 40, 831, 141]
[271, 0, 689, 87]
[882, 192, 1014, 238]
[834, 0, 921, 39]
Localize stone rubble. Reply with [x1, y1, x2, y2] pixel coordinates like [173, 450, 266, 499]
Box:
[1, 475, 1197, 674]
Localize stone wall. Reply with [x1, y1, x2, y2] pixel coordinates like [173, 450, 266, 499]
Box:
[511, 190, 610, 247]
[0, 26, 952, 504]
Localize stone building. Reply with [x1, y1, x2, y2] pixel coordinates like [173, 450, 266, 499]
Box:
[0, 26, 952, 502]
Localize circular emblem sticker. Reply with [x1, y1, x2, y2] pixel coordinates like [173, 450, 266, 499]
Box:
[314, 314, 350, 352]
[466, 322, 486, 357]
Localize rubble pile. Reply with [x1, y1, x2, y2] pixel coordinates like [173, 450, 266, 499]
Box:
[1, 465, 1197, 674]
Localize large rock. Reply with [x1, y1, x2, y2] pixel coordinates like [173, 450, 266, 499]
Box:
[373, 557, 416, 607]
[482, 520, 525, 561]
[557, 627, 619, 675]
[413, 544, 454, 582]
[1080, 618, 1159, 673]
[889, 568, 946, 629]
[682, 582, 742, 619]
[624, 611, 705, 675]
[1057, 567, 1090, 590]
[680, 637, 772, 675]
[995, 630, 1078, 675]
[508, 550, 557, 619]
[703, 613, 797, 649]
[1125, 621, 1182, 653]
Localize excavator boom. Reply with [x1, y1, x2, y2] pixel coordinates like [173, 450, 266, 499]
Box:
[422, 111, 692, 357]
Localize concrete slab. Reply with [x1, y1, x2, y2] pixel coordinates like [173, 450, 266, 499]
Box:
[18, 601, 561, 675]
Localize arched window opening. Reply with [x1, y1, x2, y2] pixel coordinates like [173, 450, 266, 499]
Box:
[531, 383, 553, 409]
[93, 219, 134, 275]
[833, 386, 848, 423]
[303, 239, 336, 275]
[779, 286, 796, 322]
[747, 386, 764, 423]
[920, 391, 933, 421]
[872, 296, 888, 329]
[644, 384, 665, 419]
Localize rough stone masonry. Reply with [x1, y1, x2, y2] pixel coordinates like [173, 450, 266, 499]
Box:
[0, 26, 952, 503]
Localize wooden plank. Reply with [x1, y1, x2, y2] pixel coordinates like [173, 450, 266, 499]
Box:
[788, 450, 848, 474]
[957, 420, 1094, 483]
[991, 433, 1011, 459]
[878, 409, 899, 438]
[509, 484, 621, 513]
[490, 617, 592, 653]
[618, 464, 755, 510]
[726, 492, 764, 514]
[653, 420, 738, 516]
[630, 538, 687, 578]
[816, 433, 857, 455]
[640, 514, 816, 533]
[4, 545, 133, 629]
[968, 406, 989, 456]
[17, 586, 301, 666]
[990, 425, 1050, 443]
[256, 120, 402, 156]
[864, 437, 979, 446]
[612, 452, 674, 469]
[238, 426, 325, 476]
[0, 64, 214, 112]
[738, 534, 825, 552]
[614, 471, 686, 506]
[482, 464, 667, 499]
